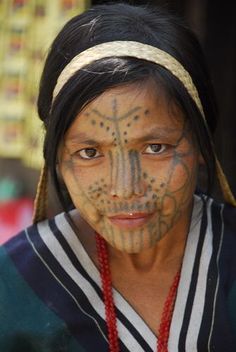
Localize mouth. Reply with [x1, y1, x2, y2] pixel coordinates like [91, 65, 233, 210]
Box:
[107, 212, 154, 230]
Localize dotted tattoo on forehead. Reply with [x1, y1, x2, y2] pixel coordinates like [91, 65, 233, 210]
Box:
[125, 110, 149, 131]
[86, 98, 151, 146]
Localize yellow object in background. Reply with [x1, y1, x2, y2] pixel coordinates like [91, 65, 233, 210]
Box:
[0, 0, 90, 167]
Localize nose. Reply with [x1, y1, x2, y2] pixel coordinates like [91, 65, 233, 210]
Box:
[109, 149, 146, 199]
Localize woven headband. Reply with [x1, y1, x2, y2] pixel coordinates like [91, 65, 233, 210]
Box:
[52, 41, 205, 118]
[33, 41, 236, 223]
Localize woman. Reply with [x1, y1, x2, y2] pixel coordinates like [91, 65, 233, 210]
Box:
[0, 3, 236, 352]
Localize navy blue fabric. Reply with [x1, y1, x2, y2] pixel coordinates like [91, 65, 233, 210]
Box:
[0, 197, 236, 351]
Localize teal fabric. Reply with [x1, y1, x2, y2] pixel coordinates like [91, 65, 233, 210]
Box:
[0, 246, 85, 352]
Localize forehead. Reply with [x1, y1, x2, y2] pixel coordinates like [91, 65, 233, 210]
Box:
[65, 82, 185, 141]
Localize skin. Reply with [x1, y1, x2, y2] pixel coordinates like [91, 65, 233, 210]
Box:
[59, 81, 201, 332]
[60, 82, 199, 253]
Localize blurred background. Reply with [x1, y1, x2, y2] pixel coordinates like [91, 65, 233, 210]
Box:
[0, 0, 235, 243]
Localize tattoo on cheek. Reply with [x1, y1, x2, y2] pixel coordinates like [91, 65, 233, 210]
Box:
[116, 138, 194, 248]
[61, 155, 102, 222]
[88, 178, 108, 201]
[86, 172, 161, 215]
[149, 135, 196, 242]
[64, 159, 193, 251]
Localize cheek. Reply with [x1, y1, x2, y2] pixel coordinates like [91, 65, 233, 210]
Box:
[164, 155, 198, 211]
[60, 162, 105, 223]
[61, 163, 108, 207]
[146, 155, 198, 211]
[168, 159, 197, 192]
[60, 160, 89, 201]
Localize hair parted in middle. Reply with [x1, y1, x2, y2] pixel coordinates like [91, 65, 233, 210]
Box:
[37, 2, 218, 212]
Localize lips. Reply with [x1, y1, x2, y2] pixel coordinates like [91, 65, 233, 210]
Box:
[108, 212, 154, 230]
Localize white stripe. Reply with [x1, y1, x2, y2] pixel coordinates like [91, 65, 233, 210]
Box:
[113, 290, 157, 350]
[168, 195, 203, 351]
[184, 198, 213, 351]
[208, 203, 224, 351]
[25, 228, 108, 342]
[37, 221, 106, 318]
[38, 217, 146, 352]
[56, 213, 157, 350]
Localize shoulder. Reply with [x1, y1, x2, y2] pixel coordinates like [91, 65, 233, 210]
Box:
[220, 203, 236, 336]
[210, 200, 236, 327]
[198, 195, 236, 285]
[221, 202, 236, 232]
[0, 211, 69, 274]
[206, 197, 236, 262]
[0, 220, 43, 262]
[194, 196, 236, 336]
[214, 200, 236, 248]
[203, 196, 236, 237]
[0, 214, 81, 351]
[0, 219, 43, 280]
[0, 212, 66, 320]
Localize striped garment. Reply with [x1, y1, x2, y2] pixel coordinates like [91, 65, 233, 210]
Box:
[0, 195, 236, 351]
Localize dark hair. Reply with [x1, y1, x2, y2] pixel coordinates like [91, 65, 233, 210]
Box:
[37, 2, 218, 211]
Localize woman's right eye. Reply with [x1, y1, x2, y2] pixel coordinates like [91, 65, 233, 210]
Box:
[76, 148, 101, 159]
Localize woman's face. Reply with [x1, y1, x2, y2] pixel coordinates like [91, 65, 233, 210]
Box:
[59, 83, 200, 253]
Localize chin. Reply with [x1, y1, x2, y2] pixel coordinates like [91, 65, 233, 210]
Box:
[106, 229, 161, 254]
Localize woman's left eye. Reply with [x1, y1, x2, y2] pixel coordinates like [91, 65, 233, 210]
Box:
[144, 144, 167, 154]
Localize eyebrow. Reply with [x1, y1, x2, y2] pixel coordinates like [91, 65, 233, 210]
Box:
[66, 127, 181, 146]
[131, 128, 180, 143]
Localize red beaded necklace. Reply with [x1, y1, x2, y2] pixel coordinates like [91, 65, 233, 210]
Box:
[96, 233, 181, 352]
